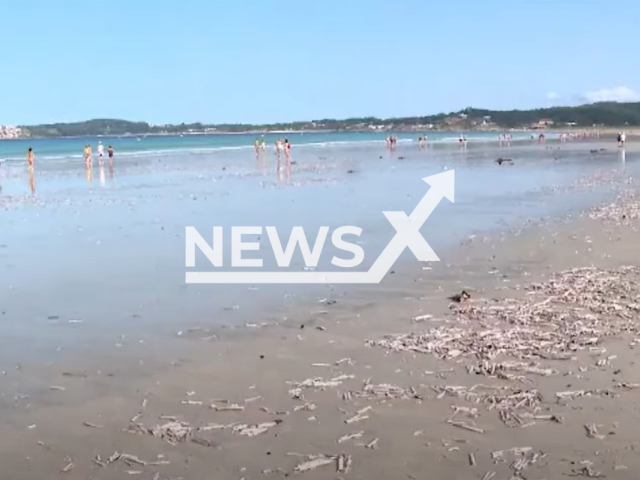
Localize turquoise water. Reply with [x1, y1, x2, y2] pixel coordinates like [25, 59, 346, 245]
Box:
[0, 131, 538, 162]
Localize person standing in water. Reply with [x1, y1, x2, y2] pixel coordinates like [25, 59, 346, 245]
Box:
[107, 145, 115, 179]
[284, 139, 292, 160]
[97, 141, 104, 164]
[84, 144, 91, 165]
[26, 148, 36, 194]
[275, 138, 282, 159]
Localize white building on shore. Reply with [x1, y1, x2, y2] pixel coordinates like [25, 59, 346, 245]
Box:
[0, 125, 24, 139]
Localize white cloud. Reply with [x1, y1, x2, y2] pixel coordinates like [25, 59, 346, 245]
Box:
[581, 86, 640, 103]
[546, 91, 560, 100]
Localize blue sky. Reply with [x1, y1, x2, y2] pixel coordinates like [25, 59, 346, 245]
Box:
[1, 0, 638, 125]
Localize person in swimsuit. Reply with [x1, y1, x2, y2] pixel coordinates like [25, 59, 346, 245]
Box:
[107, 146, 114, 178]
[284, 139, 291, 160]
[27, 147, 34, 167]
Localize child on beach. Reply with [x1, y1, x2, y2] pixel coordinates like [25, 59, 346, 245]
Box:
[107, 145, 114, 159]
[97, 142, 104, 163]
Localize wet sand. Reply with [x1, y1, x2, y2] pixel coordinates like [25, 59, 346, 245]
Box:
[2, 139, 640, 479]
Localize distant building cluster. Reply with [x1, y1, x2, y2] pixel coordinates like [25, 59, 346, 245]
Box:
[0, 125, 24, 139]
[532, 119, 555, 129]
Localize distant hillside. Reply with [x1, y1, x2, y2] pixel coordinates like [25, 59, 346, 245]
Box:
[461, 102, 640, 128]
[23, 119, 152, 137]
[19, 102, 640, 137]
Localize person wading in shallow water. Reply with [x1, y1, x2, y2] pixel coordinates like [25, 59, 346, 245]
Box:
[26, 148, 36, 194]
[284, 139, 292, 161]
[27, 147, 34, 167]
[97, 141, 104, 165]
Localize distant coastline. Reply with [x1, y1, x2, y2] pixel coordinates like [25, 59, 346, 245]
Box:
[2, 101, 640, 139]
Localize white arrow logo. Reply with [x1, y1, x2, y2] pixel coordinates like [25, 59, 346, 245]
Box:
[186, 170, 454, 284]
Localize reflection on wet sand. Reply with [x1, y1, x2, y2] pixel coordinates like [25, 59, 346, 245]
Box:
[28, 165, 36, 194]
[85, 163, 93, 184]
[255, 149, 268, 170]
[277, 156, 291, 184]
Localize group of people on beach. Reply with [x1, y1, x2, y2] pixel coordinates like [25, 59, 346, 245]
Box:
[498, 134, 514, 146]
[254, 136, 292, 160]
[8, 142, 117, 194]
[274, 138, 292, 159]
[385, 135, 398, 150]
[84, 141, 114, 165]
[23, 143, 115, 170]
[254, 137, 266, 154]
[251, 136, 293, 184]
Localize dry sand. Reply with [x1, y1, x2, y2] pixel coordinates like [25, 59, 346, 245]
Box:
[3, 175, 640, 479]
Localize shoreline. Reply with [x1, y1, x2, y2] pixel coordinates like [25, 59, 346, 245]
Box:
[0, 132, 625, 166]
[3, 127, 638, 142]
[3, 181, 640, 478]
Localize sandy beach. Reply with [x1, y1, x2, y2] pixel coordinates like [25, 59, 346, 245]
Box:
[1, 137, 640, 479]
